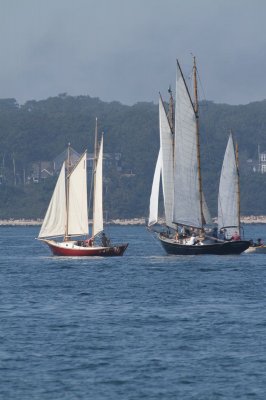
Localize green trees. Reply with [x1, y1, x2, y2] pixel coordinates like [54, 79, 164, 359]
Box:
[0, 95, 265, 218]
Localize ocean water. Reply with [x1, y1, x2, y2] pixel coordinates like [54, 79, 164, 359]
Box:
[1, 224, 266, 399]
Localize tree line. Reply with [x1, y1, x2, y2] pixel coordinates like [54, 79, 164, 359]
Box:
[0, 94, 265, 219]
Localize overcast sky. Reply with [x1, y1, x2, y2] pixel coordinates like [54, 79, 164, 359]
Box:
[1, 0, 266, 105]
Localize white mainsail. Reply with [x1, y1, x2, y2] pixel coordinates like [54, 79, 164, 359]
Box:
[159, 96, 175, 229]
[38, 162, 67, 238]
[67, 152, 89, 236]
[173, 61, 202, 228]
[218, 134, 239, 232]
[148, 148, 162, 226]
[93, 136, 104, 237]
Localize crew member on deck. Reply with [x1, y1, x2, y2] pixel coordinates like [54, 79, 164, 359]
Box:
[212, 227, 218, 238]
[186, 233, 196, 245]
[84, 237, 94, 247]
[101, 232, 110, 247]
[230, 231, 241, 241]
[181, 226, 190, 237]
[218, 229, 226, 240]
[257, 238, 264, 246]
[174, 231, 179, 241]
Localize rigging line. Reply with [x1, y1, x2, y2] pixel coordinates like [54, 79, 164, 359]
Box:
[188, 66, 194, 95]
[197, 70, 207, 104]
[189, 53, 207, 103]
[194, 62, 220, 208]
[188, 66, 209, 125]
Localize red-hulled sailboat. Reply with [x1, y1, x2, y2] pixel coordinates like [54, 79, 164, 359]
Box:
[38, 120, 128, 257]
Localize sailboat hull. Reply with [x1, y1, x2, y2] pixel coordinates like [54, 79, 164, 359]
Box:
[245, 245, 266, 254]
[159, 236, 250, 255]
[41, 239, 128, 257]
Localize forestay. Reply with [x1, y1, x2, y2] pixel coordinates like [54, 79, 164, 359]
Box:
[38, 162, 67, 238]
[173, 62, 202, 228]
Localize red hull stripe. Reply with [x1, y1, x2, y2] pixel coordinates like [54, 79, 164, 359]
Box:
[48, 243, 128, 257]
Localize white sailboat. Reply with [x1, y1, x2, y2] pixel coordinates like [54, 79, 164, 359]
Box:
[218, 133, 266, 254]
[149, 57, 249, 255]
[38, 122, 128, 257]
[218, 132, 241, 239]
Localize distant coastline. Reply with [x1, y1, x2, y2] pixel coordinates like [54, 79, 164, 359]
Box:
[1, 216, 266, 226]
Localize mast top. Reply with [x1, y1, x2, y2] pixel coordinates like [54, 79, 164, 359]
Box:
[193, 56, 199, 116]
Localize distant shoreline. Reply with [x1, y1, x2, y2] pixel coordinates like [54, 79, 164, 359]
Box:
[1, 216, 266, 226]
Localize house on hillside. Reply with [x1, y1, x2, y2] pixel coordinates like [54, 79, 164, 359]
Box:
[31, 161, 54, 183]
[258, 150, 266, 173]
[246, 146, 266, 174]
[29, 147, 124, 183]
[86, 152, 122, 172]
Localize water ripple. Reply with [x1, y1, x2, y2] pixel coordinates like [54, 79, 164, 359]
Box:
[1, 225, 266, 399]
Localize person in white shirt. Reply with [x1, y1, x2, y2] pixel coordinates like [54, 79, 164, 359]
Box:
[186, 233, 196, 245]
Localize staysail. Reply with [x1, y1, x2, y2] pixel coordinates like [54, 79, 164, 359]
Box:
[218, 133, 239, 232]
[202, 192, 213, 226]
[67, 152, 89, 236]
[92, 135, 104, 237]
[173, 61, 202, 228]
[38, 162, 67, 238]
[148, 148, 162, 226]
[159, 96, 175, 229]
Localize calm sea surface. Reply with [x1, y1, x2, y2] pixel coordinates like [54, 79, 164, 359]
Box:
[1, 224, 266, 399]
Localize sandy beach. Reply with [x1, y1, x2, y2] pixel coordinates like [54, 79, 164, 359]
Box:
[0, 218, 147, 226]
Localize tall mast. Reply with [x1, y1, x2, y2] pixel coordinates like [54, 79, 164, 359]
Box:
[258, 144, 261, 172]
[64, 143, 71, 240]
[167, 85, 175, 134]
[234, 134, 241, 232]
[193, 56, 204, 228]
[92, 118, 98, 237]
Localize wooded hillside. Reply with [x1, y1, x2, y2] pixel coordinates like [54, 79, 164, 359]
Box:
[0, 95, 265, 219]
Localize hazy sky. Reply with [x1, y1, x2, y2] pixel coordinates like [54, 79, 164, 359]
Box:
[1, 0, 266, 105]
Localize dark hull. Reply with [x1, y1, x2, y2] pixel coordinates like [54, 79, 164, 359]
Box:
[159, 237, 250, 255]
[43, 240, 128, 257]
